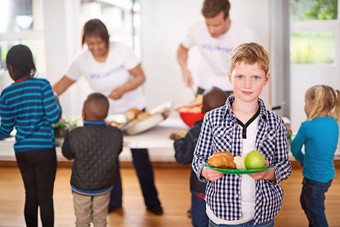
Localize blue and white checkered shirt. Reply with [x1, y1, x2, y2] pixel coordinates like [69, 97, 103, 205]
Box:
[192, 96, 291, 224]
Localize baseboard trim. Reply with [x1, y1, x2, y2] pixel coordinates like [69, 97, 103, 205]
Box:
[1, 160, 339, 169]
[0, 160, 191, 169]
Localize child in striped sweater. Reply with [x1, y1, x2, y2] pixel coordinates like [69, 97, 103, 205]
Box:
[0, 44, 62, 227]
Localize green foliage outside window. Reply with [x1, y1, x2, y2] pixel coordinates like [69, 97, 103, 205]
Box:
[290, 0, 338, 20]
[290, 31, 335, 64]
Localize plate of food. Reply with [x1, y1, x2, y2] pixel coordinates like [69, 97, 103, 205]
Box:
[205, 150, 270, 174]
[121, 101, 172, 135]
[204, 164, 271, 174]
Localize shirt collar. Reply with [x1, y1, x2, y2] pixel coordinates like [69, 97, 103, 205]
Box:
[15, 78, 29, 83]
[83, 121, 106, 125]
[223, 96, 268, 122]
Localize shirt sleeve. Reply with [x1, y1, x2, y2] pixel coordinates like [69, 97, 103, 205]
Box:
[64, 54, 83, 81]
[270, 118, 292, 184]
[0, 93, 15, 139]
[182, 24, 197, 49]
[291, 123, 306, 163]
[192, 115, 213, 183]
[174, 129, 197, 165]
[42, 80, 62, 124]
[120, 43, 140, 70]
[62, 131, 74, 160]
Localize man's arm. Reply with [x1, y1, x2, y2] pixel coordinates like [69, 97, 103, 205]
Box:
[177, 44, 193, 87]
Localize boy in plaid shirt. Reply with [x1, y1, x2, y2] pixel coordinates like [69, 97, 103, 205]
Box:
[192, 42, 291, 226]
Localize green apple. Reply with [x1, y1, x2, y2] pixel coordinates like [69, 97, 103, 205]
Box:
[244, 150, 265, 169]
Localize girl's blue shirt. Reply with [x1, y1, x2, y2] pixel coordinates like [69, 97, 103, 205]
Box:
[0, 77, 62, 152]
[291, 116, 339, 183]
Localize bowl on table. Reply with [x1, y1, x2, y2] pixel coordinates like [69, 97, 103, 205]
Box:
[176, 104, 205, 128]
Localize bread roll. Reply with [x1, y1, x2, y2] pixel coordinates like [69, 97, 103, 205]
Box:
[125, 108, 143, 121]
[137, 112, 152, 120]
[208, 151, 236, 169]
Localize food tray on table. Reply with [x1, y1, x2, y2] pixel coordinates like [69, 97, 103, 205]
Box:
[204, 164, 271, 174]
[122, 101, 172, 135]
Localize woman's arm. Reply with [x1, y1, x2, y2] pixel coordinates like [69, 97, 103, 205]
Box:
[107, 64, 146, 100]
[52, 76, 76, 96]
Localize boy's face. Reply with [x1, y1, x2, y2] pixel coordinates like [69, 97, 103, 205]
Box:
[228, 61, 269, 103]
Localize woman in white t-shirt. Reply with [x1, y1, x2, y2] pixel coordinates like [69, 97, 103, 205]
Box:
[53, 19, 163, 215]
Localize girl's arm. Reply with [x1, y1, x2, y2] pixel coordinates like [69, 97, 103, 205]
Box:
[291, 124, 306, 163]
[0, 98, 14, 139]
[107, 64, 146, 100]
[42, 81, 62, 124]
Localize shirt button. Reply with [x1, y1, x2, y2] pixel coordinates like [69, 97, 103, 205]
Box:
[235, 194, 239, 198]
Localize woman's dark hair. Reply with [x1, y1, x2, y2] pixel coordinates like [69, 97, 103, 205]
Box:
[81, 19, 110, 48]
[6, 44, 36, 80]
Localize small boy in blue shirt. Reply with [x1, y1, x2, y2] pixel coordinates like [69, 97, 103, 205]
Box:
[62, 93, 123, 226]
[192, 42, 291, 226]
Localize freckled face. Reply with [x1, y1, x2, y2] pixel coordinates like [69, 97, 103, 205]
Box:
[228, 62, 269, 103]
[85, 35, 108, 58]
[205, 11, 229, 38]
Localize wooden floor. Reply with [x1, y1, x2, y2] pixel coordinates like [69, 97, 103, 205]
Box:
[0, 163, 339, 227]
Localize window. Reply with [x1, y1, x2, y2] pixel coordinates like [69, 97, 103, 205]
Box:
[80, 0, 141, 56]
[290, 0, 338, 64]
[0, 0, 45, 72]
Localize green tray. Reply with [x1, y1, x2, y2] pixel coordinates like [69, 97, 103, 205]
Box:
[204, 164, 271, 174]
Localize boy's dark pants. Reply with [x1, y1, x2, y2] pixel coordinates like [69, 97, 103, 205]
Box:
[300, 177, 332, 227]
[15, 148, 57, 227]
[109, 148, 161, 208]
[191, 193, 209, 227]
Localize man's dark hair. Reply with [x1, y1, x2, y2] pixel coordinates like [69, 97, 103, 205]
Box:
[202, 0, 231, 19]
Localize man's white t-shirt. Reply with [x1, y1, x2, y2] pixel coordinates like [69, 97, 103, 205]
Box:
[182, 20, 257, 91]
[65, 41, 146, 114]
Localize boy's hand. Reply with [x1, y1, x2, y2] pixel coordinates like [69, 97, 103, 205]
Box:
[248, 160, 276, 180]
[201, 166, 224, 181]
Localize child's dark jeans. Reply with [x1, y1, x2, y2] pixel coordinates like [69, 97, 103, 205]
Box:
[300, 177, 332, 227]
[191, 193, 209, 227]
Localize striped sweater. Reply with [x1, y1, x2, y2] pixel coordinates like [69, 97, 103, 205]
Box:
[0, 77, 62, 152]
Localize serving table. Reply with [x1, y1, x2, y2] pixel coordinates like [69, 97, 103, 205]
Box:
[0, 118, 189, 162]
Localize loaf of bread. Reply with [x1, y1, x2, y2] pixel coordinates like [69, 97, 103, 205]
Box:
[137, 112, 152, 120]
[125, 108, 143, 121]
[208, 151, 236, 169]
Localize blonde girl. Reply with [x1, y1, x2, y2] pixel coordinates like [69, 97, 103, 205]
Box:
[291, 85, 340, 227]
